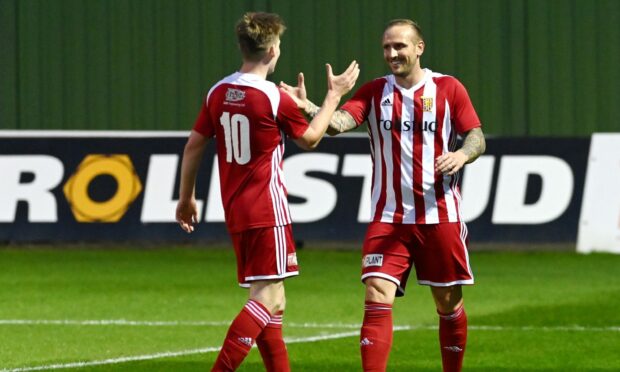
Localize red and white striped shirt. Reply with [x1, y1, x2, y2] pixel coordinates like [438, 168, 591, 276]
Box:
[341, 69, 481, 224]
[193, 72, 308, 233]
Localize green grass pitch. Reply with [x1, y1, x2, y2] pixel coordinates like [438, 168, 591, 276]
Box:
[0, 245, 619, 371]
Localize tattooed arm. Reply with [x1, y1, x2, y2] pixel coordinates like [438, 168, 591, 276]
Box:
[302, 100, 358, 136]
[458, 127, 486, 163]
[280, 73, 359, 136]
[435, 127, 486, 176]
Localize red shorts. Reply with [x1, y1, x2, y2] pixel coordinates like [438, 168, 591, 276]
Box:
[361, 221, 474, 296]
[230, 224, 299, 287]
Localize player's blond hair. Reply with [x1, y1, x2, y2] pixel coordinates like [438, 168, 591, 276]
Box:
[236, 12, 286, 62]
[385, 19, 424, 42]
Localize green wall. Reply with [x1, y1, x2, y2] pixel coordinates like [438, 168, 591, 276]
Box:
[1, 0, 619, 135]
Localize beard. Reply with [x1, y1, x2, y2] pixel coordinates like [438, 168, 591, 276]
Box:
[390, 63, 413, 77]
[386, 56, 414, 77]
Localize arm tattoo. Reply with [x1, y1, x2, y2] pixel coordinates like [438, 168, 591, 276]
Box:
[460, 127, 486, 163]
[305, 100, 357, 135]
[305, 100, 321, 117]
[327, 110, 358, 135]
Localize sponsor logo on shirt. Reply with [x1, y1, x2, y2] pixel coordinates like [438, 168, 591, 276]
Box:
[379, 119, 437, 132]
[381, 97, 392, 106]
[421, 96, 433, 112]
[363, 254, 383, 267]
[225, 88, 246, 102]
[287, 253, 298, 267]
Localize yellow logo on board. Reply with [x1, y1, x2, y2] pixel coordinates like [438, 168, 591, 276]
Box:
[63, 155, 142, 222]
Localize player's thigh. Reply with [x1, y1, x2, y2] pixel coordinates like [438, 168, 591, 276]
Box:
[361, 222, 412, 297]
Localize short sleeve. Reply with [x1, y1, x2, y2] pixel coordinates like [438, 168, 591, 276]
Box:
[192, 97, 215, 138]
[451, 79, 481, 134]
[340, 80, 380, 126]
[276, 90, 309, 139]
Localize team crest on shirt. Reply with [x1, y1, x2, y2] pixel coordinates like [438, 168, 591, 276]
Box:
[225, 88, 246, 102]
[421, 96, 433, 112]
[287, 253, 298, 267]
[363, 254, 383, 267]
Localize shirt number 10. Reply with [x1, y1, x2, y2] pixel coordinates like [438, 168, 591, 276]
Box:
[219, 112, 251, 165]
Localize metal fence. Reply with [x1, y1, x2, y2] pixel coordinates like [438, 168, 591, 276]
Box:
[1, 0, 619, 135]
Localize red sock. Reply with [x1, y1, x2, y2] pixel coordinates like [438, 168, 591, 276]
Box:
[360, 301, 393, 372]
[256, 311, 290, 372]
[211, 300, 271, 372]
[438, 305, 468, 372]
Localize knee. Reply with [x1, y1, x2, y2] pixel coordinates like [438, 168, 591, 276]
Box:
[249, 281, 286, 315]
[365, 278, 396, 304]
[254, 294, 285, 315]
[272, 296, 286, 314]
[431, 286, 463, 314]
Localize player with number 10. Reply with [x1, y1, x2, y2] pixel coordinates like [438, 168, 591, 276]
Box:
[175, 12, 359, 371]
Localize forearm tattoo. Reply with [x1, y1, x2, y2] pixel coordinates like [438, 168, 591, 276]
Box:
[328, 110, 358, 133]
[306, 100, 357, 135]
[305, 100, 321, 117]
[460, 127, 486, 163]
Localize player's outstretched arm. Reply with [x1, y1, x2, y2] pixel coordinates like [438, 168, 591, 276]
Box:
[326, 110, 358, 135]
[293, 61, 360, 150]
[280, 72, 358, 136]
[176, 130, 208, 233]
[435, 127, 486, 176]
[296, 100, 357, 136]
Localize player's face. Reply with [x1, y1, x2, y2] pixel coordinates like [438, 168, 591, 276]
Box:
[267, 38, 281, 75]
[382, 25, 424, 78]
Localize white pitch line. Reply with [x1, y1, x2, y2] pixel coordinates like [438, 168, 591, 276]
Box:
[0, 319, 365, 329]
[2, 323, 619, 371]
[1, 319, 619, 332]
[0, 319, 232, 327]
[0, 330, 363, 372]
[0, 319, 362, 329]
[0, 346, 221, 372]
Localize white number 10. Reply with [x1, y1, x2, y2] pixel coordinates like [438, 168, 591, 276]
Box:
[219, 112, 251, 165]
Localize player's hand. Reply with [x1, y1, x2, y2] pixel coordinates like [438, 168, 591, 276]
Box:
[326, 60, 360, 98]
[175, 199, 198, 233]
[436, 151, 468, 176]
[280, 72, 308, 110]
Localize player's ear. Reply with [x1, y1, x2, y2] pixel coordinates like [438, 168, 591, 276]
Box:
[416, 40, 425, 57]
[266, 43, 276, 58]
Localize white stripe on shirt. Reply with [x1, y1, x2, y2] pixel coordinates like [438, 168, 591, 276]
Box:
[421, 76, 439, 223]
[379, 78, 395, 222]
[400, 87, 416, 223]
[369, 101, 383, 220]
[442, 101, 458, 221]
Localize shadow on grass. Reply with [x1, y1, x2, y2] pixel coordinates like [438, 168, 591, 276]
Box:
[469, 289, 620, 327]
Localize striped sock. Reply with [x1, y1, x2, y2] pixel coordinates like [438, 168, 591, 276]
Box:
[257, 311, 290, 372]
[211, 300, 271, 372]
[360, 301, 393, 371]
[438, 305, 467, 372]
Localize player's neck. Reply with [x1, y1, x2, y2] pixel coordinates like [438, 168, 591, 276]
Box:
[394, 66, 425, 89]
[239, 62, 269, 79]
